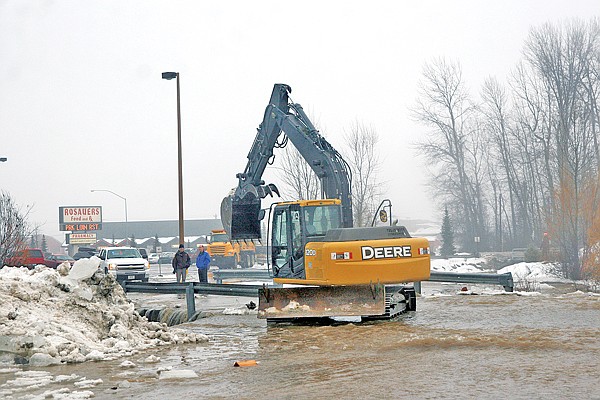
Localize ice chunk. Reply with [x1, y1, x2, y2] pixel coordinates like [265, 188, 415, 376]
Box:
[159, 369, 198, 379]
[74, 378, 103, 388]
[74, 286, 93, 301]
[68, 257, 101, 281]
[85, 350, 106, 361]
[120, 360, 136, 368]
[143, 355, 160, 363]
[29, 353, 61, 366]
[223, 307, 257, 315]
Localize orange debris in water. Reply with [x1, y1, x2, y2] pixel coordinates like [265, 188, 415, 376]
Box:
[234, 360, 258, 367]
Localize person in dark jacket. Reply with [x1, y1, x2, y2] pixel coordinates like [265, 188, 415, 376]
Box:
[195, 245, 211, 283]
[172, 244, 191, 283]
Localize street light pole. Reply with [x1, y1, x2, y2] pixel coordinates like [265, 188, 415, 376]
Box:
[162, 72, 185, 246]
[91, 189, 128, 242]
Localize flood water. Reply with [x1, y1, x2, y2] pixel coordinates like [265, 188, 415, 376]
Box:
[3, 284, 600, 399]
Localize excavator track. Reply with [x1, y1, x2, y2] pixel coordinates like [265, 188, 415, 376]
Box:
[365, 286, 416, 321]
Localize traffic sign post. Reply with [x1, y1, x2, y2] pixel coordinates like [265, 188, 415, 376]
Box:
[157, 247, 163, 277]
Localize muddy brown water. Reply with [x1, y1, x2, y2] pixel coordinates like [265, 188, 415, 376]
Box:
[2, 284, 599, 399]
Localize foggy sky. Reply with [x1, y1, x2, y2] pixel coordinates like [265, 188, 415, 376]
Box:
[0, 0, 596, 242]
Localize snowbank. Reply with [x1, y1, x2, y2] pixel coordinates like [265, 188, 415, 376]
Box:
[0, 259, 207, 366]
[431, 257, 492, 273]
[498, 262, 566, 283]
[432, 257, 565, 283]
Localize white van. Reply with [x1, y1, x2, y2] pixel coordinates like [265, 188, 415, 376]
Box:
[98, 247, 150, 283]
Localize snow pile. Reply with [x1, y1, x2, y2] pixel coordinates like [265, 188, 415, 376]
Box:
[498, 262, 565, 283]
[223, 306, 258, 315]
[431, 257, 492, 273]
[0, 258, 207, 366]
[432, 257, 564, 283]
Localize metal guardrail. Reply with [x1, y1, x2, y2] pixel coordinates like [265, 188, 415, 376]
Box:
[427, 271, 514, 292]
[123, 281, 263, 297]
[123, 269, 513, 320]
[211, 269, 273, 284]
[210, 269, 514, 292]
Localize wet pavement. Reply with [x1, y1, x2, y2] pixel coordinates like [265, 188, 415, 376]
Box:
[1, 273, 599, 399]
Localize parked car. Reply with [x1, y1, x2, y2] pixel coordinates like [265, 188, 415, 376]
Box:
[72, 250, 95, 260]
[158, 251, 175, 264]
[45, 254, 75, 269]
[98, 246, 150, 284]
[4, 248, 46, 268]
[148, 253, 159, 264]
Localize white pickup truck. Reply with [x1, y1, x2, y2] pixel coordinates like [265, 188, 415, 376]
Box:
[98, 247, 150, 284]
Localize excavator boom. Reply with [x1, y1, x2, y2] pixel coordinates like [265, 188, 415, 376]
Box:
[221, 84, 352, 240]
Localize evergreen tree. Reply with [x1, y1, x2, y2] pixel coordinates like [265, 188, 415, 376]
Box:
[41, 235, 48, 253]
[130, 234, 136, 247]
[440, 207, 456, 258]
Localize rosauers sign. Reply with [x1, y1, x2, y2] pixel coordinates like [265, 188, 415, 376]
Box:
[59, 206, 103, 231]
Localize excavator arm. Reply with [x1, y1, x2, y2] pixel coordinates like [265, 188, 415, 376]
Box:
[221, 84, 353, 240]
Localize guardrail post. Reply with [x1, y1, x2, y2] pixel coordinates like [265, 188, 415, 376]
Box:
[503, 273, 514, 292]
[414, 281, 422, 294]
[186, 283, 196, 321]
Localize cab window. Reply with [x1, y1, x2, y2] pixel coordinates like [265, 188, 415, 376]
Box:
[303, 205, 342, 236]
[271, 208, 288, 268]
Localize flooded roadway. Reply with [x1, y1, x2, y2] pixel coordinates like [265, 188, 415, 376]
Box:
[3, 283, 600, 399]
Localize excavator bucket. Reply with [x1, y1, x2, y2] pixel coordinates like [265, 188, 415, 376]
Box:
[221, 184, 279, 241]
[257, 285, 386, 320]
[221, 193, 262, 241]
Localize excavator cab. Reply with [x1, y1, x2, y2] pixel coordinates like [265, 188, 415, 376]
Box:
[270, 199, 343, 280]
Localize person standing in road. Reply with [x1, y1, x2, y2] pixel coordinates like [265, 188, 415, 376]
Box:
[196, 244, 211, 283]
[172, 244, 191, 283]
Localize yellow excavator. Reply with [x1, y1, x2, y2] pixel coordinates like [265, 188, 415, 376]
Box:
[221, 84, 430, 322]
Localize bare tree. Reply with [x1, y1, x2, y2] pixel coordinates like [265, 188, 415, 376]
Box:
[343, 121, 381, 227]
[481, 76, 541, 249]
[411, 19, 600, 278]
[412, 57, 487, 251]
[275, 118, 382, 228]
[0, 191, 33, 264]
[524, 19, 600, 279]
[276, 145, 321, 200]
